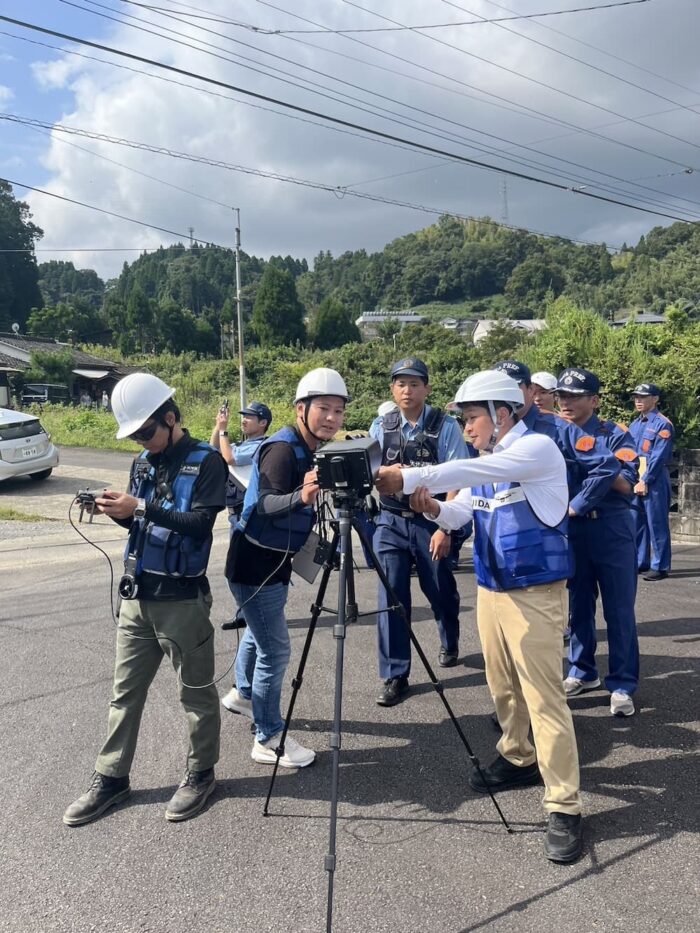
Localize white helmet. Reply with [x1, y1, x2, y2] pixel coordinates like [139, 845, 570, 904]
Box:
[377, 400, 398, 417]
[112, 372, 176, 439]
[531, 371, 558, 392]
[451, 370, 524, 409]
[294, 368, 350, 404]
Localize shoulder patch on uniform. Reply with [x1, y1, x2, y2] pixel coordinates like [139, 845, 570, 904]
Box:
[180, 463, 201, 475]
[615, 421, 629, 432]
[658, 429, 672, 439]
[615, 448, 637, 462]
[575, 436, 595, 452]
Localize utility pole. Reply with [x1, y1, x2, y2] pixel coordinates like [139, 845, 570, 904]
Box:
[188, 225, 194, 246]
[500, 177, 509, 225]
[234, 208, 246, 409]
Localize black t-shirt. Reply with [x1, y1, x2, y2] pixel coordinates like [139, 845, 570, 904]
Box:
[226, 429, 313, 587]
[121, 431, 228, 539]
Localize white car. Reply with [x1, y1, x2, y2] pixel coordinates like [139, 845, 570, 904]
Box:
[0, 408, 59, 482]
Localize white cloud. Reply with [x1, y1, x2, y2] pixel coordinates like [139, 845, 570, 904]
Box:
[20, 0, 700, 277]
[0, 84, 14, 104]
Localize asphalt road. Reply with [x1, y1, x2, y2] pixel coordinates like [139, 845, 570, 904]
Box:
[0, 447, 698, 932]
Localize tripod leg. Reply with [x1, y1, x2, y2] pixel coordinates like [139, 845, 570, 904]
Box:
[325, 511, 353, 933]
[352, 517, 512, 833]
[263, 529, 340, 816]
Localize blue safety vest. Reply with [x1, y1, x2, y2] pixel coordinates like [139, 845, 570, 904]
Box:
[380, 406, 445, 514]
[237, 426, 315, 553]
[471, 479, 571, 592]
[126, 441, 214, 578]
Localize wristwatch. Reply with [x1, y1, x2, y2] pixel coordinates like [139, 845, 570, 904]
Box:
[134, 498, 147, 518]
[219, 430, 229, 437]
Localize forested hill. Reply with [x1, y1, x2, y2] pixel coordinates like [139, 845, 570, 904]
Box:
[74, 215, 700, 329]
[3, 170, 699, 345]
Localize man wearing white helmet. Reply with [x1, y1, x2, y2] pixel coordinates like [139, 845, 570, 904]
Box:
[63, 372, 228, 827]
[376, 370, 583, 864]
[223, 368, 348, 768]
[531, 371, 558, 413]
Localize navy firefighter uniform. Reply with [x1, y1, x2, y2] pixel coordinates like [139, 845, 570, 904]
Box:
[369, 359, 467, 691]
[629, 384, 674, 575]
[558, 371, 641, 700]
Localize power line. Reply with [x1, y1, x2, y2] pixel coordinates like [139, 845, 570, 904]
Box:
[338, 0, 700, 154]
[22, 123, 238, 211]
[439, 0, 700, 119]
[10, 20, 699, 216]
[478, 0, 700, 101]
[0, 124, 629, 250]
[255, 0, 700, 175]
[80, 0, 700, 214]
[120, 0, 654, 33]
[3, 176, 222, 242]
[1, 17, 695, 224]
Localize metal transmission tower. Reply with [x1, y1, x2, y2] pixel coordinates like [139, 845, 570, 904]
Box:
[500, 177, 509, 224]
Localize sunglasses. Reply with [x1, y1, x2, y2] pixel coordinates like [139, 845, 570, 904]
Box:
[129, 420, 160, 443]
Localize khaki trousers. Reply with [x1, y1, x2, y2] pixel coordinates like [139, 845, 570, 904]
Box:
[477, 581, 581, 816]
[95, 590, 221, 778]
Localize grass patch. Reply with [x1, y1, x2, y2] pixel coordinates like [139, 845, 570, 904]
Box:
[0, 506, 57, 522]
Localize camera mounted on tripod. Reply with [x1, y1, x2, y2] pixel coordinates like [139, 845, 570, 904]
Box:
[314, 436, 381, 502]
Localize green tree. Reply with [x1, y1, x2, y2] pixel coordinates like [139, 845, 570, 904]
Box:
[311, 297, 361, 349]
[0, 181, 44, 331]
[251, 265, 306, 347]
[126, 285, 156, 352]
[37, 260, 104, 310]
[23, 348, 75, 388]
[27, 298, 99, 342]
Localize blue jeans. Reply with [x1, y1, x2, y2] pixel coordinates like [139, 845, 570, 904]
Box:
[374, 512, 460, 680]
[229, 581, 290, 743]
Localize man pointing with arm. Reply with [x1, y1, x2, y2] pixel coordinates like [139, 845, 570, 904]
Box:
[376, 370, 583, 865]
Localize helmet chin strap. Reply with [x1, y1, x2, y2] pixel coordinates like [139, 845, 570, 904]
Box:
[301, 398, 326, 445]
[487, 400, 501, 451]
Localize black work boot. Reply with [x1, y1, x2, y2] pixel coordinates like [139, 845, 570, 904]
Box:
[544, 812, 583, 863]
[469, 754, 541, 793]
[165, 768, 216, 822]
[376, 676, 410, 707]
[63, 771, 130, 826]
[438, 647, 459, 668]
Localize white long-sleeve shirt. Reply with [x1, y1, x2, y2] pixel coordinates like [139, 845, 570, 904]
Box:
[400, 421, 568, 529]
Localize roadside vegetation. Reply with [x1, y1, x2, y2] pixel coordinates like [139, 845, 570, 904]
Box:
[28, 302, 700, 452]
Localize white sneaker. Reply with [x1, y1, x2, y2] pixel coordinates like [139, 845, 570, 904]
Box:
[221, 687, 253, 719]
[563, 676, 601, 697]
[251, 732, 316, 768]
[610, 691, 635, 717]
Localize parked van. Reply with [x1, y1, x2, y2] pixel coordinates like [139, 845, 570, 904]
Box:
[20, 383, 71, 407]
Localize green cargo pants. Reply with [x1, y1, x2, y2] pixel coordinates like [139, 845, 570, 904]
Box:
[95, 589, 221, 778]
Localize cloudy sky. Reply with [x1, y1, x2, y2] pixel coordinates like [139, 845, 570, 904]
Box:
[1, 0, 699, 278]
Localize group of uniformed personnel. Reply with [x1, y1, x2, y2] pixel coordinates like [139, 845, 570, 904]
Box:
[62, 358, 674, 866]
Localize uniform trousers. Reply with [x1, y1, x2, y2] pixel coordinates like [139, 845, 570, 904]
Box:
[567, 510, 639, 694]
[374, 511, 460, 680]
[477, 580, 581, 816]
[95, 590, 221, 778]
[634, 473, 672, 572]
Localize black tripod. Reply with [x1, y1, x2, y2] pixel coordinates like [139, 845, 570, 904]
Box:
[263, 493, 511, 933]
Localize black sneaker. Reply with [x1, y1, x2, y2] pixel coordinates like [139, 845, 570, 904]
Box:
[376, 676, 410, 707]
[642, 570, 668, 581]
[544, 812, 583, 863]
[165, 768, 216, 822]
[469, 754, 541, 794]
[438, 647, 459, 668]
[63, 771, 130, 826]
